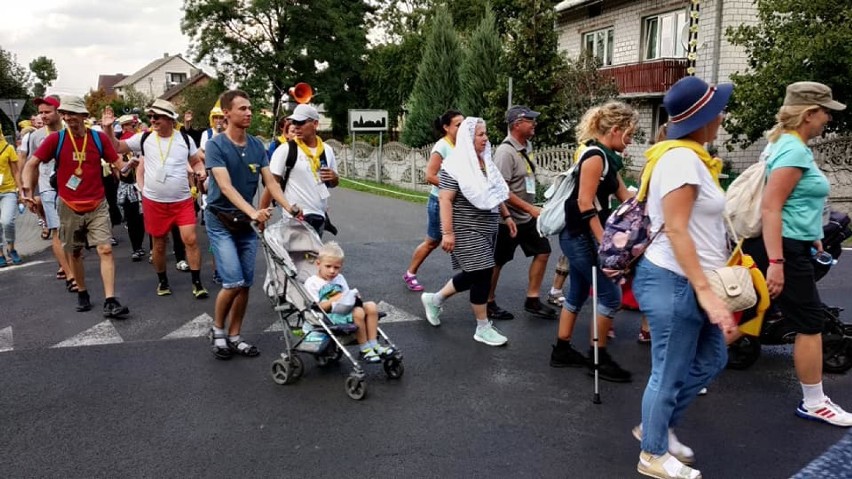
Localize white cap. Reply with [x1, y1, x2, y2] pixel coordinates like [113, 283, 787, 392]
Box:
[288, 104, 319, 122]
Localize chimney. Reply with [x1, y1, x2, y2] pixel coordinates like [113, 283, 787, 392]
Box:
[163, 53, 169, 58]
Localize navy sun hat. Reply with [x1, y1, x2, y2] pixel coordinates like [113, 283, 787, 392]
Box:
[664, 76, 733, 139]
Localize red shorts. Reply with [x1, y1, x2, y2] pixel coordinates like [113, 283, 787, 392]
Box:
[143, 197, 197, 237]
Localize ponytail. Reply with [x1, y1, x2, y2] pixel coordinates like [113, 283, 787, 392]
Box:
[433, 109, 464, 140]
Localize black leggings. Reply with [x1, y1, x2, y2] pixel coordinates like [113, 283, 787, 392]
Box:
[451, 267, 493, 305]
[121, 200, 144, 251]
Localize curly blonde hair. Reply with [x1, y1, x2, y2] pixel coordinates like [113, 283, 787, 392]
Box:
[576, 101, 639, 145]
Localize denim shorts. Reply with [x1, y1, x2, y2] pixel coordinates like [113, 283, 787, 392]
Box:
[559, 230, 621, 318]
[40, 190, 60, 230]
[426, 194, 440, 241]
[204, 209, 258, 289]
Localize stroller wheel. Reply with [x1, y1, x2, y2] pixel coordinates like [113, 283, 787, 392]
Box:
[271, 358, 297, 385]
[383, 357, 405, 380]
[345, 376, 367, 400]
[726, 336, 761, 370]
[291, 354, 305, 380]
[823, 337, 852, 374]
[316, 346, 343, 367]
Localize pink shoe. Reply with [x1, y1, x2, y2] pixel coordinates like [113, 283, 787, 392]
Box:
[403, 273, 425, 292]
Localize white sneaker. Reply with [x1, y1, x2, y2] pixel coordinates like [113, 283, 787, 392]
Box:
[175, 260, 190, 272]
[638, 451, 701, 479]
[796, 397, 852, 427]
[633, 425, 695, 465]
[420, 293, 442, 326]
[473, 322, 508, 346]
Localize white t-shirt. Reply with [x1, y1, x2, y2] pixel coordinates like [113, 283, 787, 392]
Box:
[304, 274, 349, 302]
[125, 131, 198, 203]
[644, 148, 728, 276]
[199, 129, 219, 151]
[269, 141, 338, 216]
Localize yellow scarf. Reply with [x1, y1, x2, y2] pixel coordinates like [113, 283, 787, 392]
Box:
[637, 139, 722, 201]
[294, 137, 325, 179]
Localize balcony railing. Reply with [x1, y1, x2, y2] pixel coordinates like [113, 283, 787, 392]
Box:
[600, 58, 689, 96]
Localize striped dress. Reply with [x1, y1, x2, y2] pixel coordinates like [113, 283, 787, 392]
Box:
[438, 170, 499, 272]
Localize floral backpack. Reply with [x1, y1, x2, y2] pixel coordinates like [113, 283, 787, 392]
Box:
[598, 194, 662, 282]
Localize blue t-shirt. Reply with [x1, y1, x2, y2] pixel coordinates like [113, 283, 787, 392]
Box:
[766, 133, 830, 241]
[205, 133, 269, 212]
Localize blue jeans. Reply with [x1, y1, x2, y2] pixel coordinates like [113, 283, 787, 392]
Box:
[426, 194, 440, 241]
[0, 192, 17, 246]
[632, 258, 728, 455]
[559, 230, 621, 318]
[204, 210, 258, 289]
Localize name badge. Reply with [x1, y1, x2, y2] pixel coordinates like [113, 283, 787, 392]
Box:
[66, 175, 82, 191]
[156, 168, 167, 183]
[525, 175, 536, 194]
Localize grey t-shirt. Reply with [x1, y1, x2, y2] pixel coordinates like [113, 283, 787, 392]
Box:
[493, 135, 535, 225]
[22, 128, 55, 194]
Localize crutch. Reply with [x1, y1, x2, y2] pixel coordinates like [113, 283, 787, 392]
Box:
[592, 265, 601, 404]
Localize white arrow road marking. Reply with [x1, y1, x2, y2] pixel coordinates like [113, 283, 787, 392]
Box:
[52, 321, 124, 348]
[378, 301, 421, 323]
[163, 313, 213, 339]
[0, 326, 13, 353]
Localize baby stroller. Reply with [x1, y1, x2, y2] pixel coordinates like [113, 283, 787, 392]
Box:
[259, 217, 404, 400]
[727, 211, 852, 373]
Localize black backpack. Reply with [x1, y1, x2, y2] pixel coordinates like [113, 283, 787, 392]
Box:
[139, 130, 193, 159]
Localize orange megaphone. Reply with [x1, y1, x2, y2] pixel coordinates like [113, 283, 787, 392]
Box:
[288, 82, 313, 104]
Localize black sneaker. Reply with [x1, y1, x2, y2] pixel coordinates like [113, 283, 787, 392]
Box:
[524, 297, 557, 319]
[550, 341, 588, 368]
[103, 299, 129, 318]
[131, 249, 145, 262]
[587, 349, 632, 383]
[487, 301, 514, 321]
[76, 293, 92, 312]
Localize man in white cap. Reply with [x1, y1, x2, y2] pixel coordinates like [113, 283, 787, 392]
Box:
[262, 103, 339, 237]
[102, 99, 209, 299]
[21, 95, 129, 317]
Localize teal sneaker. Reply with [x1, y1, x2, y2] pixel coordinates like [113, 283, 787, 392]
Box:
[473, 322, 508, 346]
[8, 250, 22, 265]
[420, 292, 442, 326]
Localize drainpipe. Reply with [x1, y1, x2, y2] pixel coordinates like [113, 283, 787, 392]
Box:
[710, 0, 724, 84]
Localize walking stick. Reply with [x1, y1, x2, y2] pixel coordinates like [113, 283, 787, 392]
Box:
[592, 265, 601, 404]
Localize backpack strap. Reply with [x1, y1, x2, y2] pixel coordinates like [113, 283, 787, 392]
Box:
[54, 129, 66, 162]
[502, 139, 535, 174]
[179, 130, 192, 159]
[90, 129, 104, 158]
[139, 131, 152, 157]
[278, 139, 299, 192]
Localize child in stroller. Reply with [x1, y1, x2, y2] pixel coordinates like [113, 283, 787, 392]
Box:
[305, 241, 395, 363]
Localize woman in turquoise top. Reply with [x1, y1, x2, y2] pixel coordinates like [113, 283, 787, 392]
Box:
[403, 110, 463, 291]
[751, 81, 851, 427]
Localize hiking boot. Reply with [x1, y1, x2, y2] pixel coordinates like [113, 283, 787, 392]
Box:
[524, 297, 557, 319]
[157, 281, 172, 296]
[550, 340, 588, 368]
[420, 293, 442, 326]
[473, 322, 508, 346]
[588, 348, 632, 383]
[76, 293, 92, 312]
[103, 299, 129, 318]
[632, 424, 695, 465]
[796, 398, 852, 427]
[637, 451, 702, 479]
[487, 301, 514, 321]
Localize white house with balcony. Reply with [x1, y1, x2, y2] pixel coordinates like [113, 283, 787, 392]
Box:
[112, 53, 202, 101]
[555, 0, 762, 171]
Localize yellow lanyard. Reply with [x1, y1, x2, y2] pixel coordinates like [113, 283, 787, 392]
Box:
[156, 133, 176, 165]
[67, 128, 89, 176]
[295, 138, 325, 180]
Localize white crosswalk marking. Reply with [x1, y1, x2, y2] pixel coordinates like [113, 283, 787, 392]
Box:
[52, 321, 124, 348]
[265, 319, 286, 332]
[377, 301, 421, 323]
[163, 313, 213, 339]
[0, 260, 48, 274]
[0, 326, 13, 353]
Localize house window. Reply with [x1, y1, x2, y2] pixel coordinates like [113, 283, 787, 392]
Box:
[643, 10, 688, 60]
[583, 27, 614, 66]
[167, 72, 187, 85]
[652, 103, 669, 142]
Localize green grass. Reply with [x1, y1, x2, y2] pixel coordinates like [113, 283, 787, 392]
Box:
[339, 177, 429, 204]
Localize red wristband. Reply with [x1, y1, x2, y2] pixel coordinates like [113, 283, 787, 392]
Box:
[768, 258, 785, 264]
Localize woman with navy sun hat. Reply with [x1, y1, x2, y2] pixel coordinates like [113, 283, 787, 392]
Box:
[630, 75, 738, 479]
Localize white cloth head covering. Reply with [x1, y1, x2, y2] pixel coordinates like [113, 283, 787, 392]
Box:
[442, 117, 509, 210]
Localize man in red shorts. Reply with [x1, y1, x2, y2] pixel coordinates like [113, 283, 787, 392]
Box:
[103, 100, 209, 298]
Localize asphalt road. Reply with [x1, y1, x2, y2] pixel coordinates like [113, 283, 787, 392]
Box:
[1, 187, 851, 478]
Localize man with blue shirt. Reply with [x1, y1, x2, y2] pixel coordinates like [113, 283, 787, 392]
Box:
[204, 90, 300, 360]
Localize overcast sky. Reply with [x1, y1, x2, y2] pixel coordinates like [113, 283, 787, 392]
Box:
[1, 1, 202, 97]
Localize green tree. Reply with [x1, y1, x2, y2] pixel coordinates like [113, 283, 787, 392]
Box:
[555, 52, 620, 146]
[0, 48, 32, 134]
[182, 0, 372, 137]
[84, 88, 116, 117]
[725, 0, 852, 148]
[29, 56, 57, 98]
[177, 77, 228, 127]
[492, 0, 568, 146]
[459, 5, 502, 132]
[364, 34, 423, 139]
[401, 9, 462, 147]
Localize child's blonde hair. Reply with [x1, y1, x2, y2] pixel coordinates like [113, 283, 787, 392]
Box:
[767, 104, 822, 143]
[576, 101, 639, 145]
[317, 241, 345, 262]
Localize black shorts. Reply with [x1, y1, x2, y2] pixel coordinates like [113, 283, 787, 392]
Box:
[744, 237, 825, 335]
[494, 219, 551, 266]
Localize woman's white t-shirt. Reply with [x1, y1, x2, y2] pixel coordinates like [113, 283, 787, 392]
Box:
[644, 148, 728, 276]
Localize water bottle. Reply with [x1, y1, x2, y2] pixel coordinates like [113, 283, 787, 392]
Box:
[811, 247, 836, 266]
[17, 202, 25, 215]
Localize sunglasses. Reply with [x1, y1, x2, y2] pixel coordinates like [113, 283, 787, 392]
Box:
[149, 114, 166, 121]
[291, 119, 310, 126]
